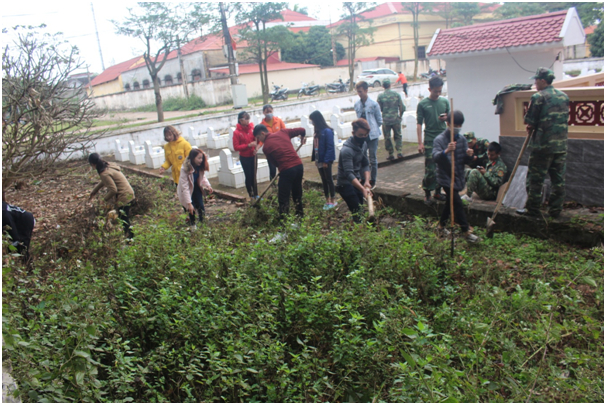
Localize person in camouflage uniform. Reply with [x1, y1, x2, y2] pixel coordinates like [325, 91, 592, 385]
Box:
[417, 76, 450, 205]
[517, 67, 569, 218]
[377, 78, 406, 160]
[463, 142, 508, 201]
[464, 132, 491, 168]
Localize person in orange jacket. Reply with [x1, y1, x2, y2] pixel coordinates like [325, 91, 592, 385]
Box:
[260, 104, 285, 181]
[395, 71, 408, 97]
[159, 125, 192, 186]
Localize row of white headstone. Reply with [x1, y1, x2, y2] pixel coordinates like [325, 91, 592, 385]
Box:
[113, 96, 422, 189]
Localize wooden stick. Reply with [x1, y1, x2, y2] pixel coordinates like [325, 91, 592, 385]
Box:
[449, 99, 455, 257]
[368, 192, 375, 219]
[253, 150, 258, 197]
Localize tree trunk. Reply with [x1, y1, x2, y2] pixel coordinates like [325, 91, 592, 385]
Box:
[153, 74, 164, 122]
[413, 15, 419, 80]
[258, 56, 267, 104]
[177, 46, 189, 98]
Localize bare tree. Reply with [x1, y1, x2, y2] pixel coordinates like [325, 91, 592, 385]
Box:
[2, 25, 103, 191]
[337, 3, 376, 91]
[113, 3, 177, 122]
[402, 2, 422, 80]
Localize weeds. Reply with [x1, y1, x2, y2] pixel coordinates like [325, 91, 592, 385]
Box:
[2, 181, 604, 402]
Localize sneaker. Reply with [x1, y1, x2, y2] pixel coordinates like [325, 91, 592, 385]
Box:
[516, 208, 541, 218]
[387, 155, 395, 161]
[329, 202, 338, 209]
[437, 225, 451, 237]
[465, 231, 479, 243]
[461, 195, 473, 203]
[424, 196, 435, 206]
[323, 203, 331, 210]
[397, 153, 404, 159]
[433, 193, 446, 202]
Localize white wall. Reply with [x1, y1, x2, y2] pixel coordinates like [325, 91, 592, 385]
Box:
[120, 52, 207, 89]
[563, 57, 604, 74]
[442, 48, 563, 142]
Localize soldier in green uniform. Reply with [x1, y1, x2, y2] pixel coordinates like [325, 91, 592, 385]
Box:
[417, 76, 450, 205]
[463, 142, 508, 202]
[517, 67, 569, 218]
[377, 78, 406, 160]
[464, 132, 491, 168]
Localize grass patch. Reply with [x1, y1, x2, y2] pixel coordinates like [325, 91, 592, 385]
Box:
[132, 95, 207, 112]
[2, 168, 604, 402]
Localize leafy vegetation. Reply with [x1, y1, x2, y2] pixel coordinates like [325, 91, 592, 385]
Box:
[3, 169, 604, 402]
[282, 26, 346, 67]
[588, 20, 604, 57]
[131, 95, 207, 113]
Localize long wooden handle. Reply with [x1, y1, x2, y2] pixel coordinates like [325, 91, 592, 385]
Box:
[449, 98, 455, 228]
[368, 193, 375, 218]
[489, 128, 534, 221]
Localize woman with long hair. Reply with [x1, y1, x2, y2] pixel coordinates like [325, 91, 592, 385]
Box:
[309, 110, 337, 209]
[232, 111, 258, 199]
[177, 148, 213, 230]
[88, 153, 135, 238]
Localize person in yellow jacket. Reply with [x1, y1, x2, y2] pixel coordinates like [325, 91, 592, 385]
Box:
[159, 125, 192, 185]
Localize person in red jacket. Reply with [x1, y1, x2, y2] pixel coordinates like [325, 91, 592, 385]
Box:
[232, 111, 258, 199]
[396, 71, 408, 97]
[253, 124, 306, 219]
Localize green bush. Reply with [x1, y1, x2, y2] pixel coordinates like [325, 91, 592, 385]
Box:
[133, 95, 206, 112]
[2, 185, 604, 402]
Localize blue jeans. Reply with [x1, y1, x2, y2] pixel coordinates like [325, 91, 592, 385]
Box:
[367, 138, 378, 184]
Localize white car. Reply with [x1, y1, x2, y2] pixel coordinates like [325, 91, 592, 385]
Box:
[356, 68, 399, 88]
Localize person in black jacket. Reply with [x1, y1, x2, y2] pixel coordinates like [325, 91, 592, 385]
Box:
[432, 110, 479, 243]
[2, 201, 35, 262]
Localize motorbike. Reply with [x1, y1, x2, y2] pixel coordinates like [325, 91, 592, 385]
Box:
[326, 78, 349, 94]
[439, 68, 446, 77]
[298, 82, 320, 98]
[419, 68, 439, 80]
[269, 84, 289, 101]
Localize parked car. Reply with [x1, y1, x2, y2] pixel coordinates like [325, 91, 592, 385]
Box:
[356, 68, 399, 88]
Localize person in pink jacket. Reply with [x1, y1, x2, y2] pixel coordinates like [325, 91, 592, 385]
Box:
[232, 111, 258, 199]
[177, 148, 213, 229]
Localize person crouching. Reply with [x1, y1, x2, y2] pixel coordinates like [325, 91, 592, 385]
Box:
[178, 148, 213, 230]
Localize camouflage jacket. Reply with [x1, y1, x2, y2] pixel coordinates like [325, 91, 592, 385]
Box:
[524, 85, 569, 153]
[483, 157, 508, 190]
[472, 137, 490, 166]
[377, 89, 405, 125]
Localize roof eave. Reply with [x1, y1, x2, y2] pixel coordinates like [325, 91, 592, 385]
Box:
[428, 41, 564, 59]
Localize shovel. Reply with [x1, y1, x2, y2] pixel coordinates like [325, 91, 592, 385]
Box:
[486, 127, 535, 238]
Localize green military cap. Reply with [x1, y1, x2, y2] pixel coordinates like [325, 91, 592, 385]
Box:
[382, 78, 391, 85]
[463, 132, 476, 141]
[530, 67, 555, 81]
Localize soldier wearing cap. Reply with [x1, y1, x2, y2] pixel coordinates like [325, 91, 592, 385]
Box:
[377, 78, 406, 160]
[463, 132, 491, 168]
[517, 67, 569, 219]
[463, 142, 508, 202]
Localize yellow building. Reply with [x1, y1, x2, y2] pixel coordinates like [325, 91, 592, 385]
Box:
[329, 2, 500, 62]
[89, 56, 143, 97]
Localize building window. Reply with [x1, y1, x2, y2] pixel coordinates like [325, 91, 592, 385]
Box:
[142, 79, 151, 89]
[191, 69, 202, 81]
[164, 75, 173, 85]
[416, 46, 426, 60]
[124, 83, 131, 91]
[133, 82, 140, 90]
[176, 72, 183, 83]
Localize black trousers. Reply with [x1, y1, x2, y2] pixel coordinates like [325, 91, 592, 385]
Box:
[439, 188, 469, 232]
[188, 184, 205, 224]
[317, 163, 335, 199]
[402, 83, 408, 96]
[118, 202, 134, 239]
[337, 183, 365, 223]
[240, 155, 258, 197]
[278, 164, 304, 219]
[268, 160, 277, 181]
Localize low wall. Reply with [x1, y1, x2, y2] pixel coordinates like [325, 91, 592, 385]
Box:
[563, 57, 604, 74]
[92, 78, 233, 111]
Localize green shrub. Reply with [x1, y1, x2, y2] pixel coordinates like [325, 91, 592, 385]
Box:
[3, 186, 604, 402]
[133, 95, 206, 112]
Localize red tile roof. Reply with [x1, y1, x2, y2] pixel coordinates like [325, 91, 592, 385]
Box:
[328, 2, 500, 28]
[585, 25, 596, 35]
[273, 9, 316, 22]
[212, 60, 318, 75]
[427, 10, 568, 57]
[90, 56, 143, 86]
[335, 56, 400, 66]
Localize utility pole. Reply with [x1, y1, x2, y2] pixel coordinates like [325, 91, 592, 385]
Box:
[219, 2, 238, 85]
[90, 2, 105, 71]
[329, 13, 337, 66]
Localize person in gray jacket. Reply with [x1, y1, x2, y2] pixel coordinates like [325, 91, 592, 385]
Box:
[432, 110, 479, 243]
[336, 118, 373, 223]
[354, 81, 383, 189]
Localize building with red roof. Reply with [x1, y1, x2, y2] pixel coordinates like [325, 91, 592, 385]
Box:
[89, 56, 143, 96]
[328, 2, 501, 63]
[425, 8, 585, 142]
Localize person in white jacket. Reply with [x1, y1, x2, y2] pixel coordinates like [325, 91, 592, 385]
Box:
[177, 148, 213, 229]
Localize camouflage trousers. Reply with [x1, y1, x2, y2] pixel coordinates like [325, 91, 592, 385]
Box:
[465, 168, 498, 200]
[525, 151, 567, 216]
[422, 145, 439, 192]
[382, 122, 402, 155]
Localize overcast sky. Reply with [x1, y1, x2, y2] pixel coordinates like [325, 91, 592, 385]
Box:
[1, 1, 348, 75]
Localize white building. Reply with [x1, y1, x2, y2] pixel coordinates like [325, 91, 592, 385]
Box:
[426, 8, 586, 142]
